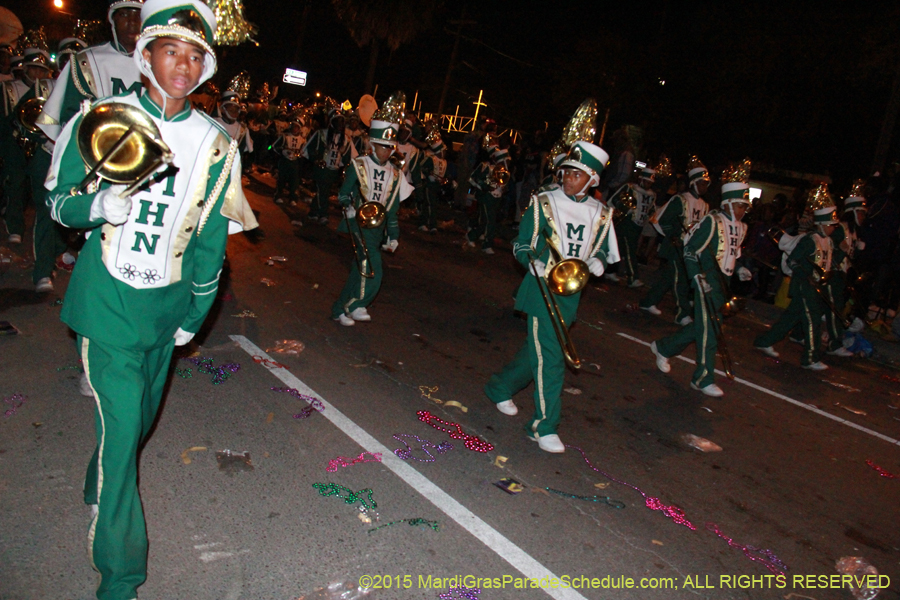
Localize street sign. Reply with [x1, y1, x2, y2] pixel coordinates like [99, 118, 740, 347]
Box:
[282, 68, 307, 86]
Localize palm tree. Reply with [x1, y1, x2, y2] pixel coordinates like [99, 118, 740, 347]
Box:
[332, 0, 439, 96]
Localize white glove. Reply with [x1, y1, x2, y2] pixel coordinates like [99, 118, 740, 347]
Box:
[737, 266, 752, 281]
[693, 274, 712, 293]
[530, 260, 546, 278]
[343, 205, 356, 219]
[173, 327, 195, 346]
[586, 257, 605, 277]
[89, 184, 131, 225]
[489, 186, 503, 198]
[381, 238, 399, 253]
[856, 240, 865, 250]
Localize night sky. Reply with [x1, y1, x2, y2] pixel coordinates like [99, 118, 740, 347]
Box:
[18, 0, 900, 190]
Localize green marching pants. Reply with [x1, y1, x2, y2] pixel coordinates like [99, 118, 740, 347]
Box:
[79, 334, 176, 600]
[274, 157, 300, 202]
[467, 191, 500, 250]
[824, 271, 846, 351]
[753, 284, 825, 366]
[640, 256, 692, 322]
[1, 140, 28, 236]
[616, 218, 642, 285]
[484, 314, 566, 438]
[418, 182, 441, 230]
[331, 220, 384, 318]
[655, 284, 723, 388]
[31, 149, 67, 284]
[310, 166, 340, 219]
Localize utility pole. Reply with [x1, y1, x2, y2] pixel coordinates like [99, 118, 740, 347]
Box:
[437, 6, 475, 118]
[291, 0, 311, 65]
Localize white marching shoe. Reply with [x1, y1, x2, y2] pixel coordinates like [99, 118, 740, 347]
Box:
[529, 433, 565, 453]
[802, 361, 829, 371]
[349, 307, 371, 322]
[495, 400, 518, 416]
[755, 345, 780, 358]
[334, 314, 355, 326]
[691, 382, 724, 397]
[640, 304, 662, 316]
[650, 341, 671, 373]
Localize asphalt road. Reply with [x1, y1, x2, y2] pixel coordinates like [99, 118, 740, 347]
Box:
[1, 172, 899, 600]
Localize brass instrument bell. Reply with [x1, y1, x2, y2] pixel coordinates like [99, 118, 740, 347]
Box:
[356, 201, 386, 229]
[17, 97, 45, 133]
[76, 102, 173, 192]
[546, 257, 590, 296]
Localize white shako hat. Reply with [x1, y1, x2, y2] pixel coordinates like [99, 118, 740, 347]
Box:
[134, 0, 218, 95]
[560, 141, 609, 187]
[639, 166, 656, 181]
[807, 183, 838, 225]
[843, 179, 867, 214]
[687, 155, 710, 185]
[720, 158, 752, 207]
[369, 91, 405, 146]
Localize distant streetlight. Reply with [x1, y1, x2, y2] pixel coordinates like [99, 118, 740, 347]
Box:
[53, 0, 63, 7]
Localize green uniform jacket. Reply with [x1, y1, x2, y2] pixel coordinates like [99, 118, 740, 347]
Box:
[513, 191, 616, 324]
[338, 155, 407, 241]
[48, 92, 257, 350]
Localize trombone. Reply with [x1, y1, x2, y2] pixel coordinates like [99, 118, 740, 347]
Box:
[699, 271, 736, 379]
[527, 232, 591, 369]
[345, 200, 386, 279]
[808, 258, 852, 329]
[73, 102, 174, 198]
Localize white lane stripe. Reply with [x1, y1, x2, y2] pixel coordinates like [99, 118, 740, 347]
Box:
[230, 335, 589, 600]
[617, 332, 900, 447]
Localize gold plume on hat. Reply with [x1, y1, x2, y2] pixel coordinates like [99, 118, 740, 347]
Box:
[687, 155, 707, 172]
[18, 27, 49, 52]
[655, 155, 673, 178]
[208, 0, 259, 46]
[253, 82, 271, 103]
[72, 20, 105, 47]
[848, 178, 866, 198]
[723, 157, 752, 184]
[371, 91, 405, 125]
[424, 119, 441, 145]
[806, 183, 835, 211]
[226, 71, 250, 99]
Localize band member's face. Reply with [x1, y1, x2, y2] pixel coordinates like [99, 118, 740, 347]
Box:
[561, 168, 591, 196]
[820, 223, 836, 236]
[222, 103, 239, 120]
[731, 203, 748, 221]
[112, 8, 142, 53]
[24, 65, 50, 83]
[143, 37, 205, 100]
[640, 177, 653, 190]
[855, 210, 866, 227]
[372, 143, 394, 163]
[693, 180, 709, 196]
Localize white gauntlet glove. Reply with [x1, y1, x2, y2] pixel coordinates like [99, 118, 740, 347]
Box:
[693, 274, 712, 293]
[489, 186, 503, 198]
[343, 205, 356, 219]
[737, 266, 753, 281]
[381, 239, 399, 253]
[173, 327, 195, 346]
[586, 257, 605, 277]
[89, 184, 131, 226]
[530, 260, 546, 278]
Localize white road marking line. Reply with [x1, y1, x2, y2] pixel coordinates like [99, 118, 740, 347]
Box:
[617, 332, 900, 447]
[230, 335, 589, 600]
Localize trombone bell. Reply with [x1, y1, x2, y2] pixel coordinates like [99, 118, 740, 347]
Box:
[17, 97, 45, 133]
[77, 102, 173, 185]
[356, 201, 386, 229]
[546, 259, 590, 296]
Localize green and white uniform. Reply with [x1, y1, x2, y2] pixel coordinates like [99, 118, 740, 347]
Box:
[331, 153, 413, 318]
[824, 222, 859, 350]
[485, 188, 619, 438]
[303, 128, 351, 219]
[655, 210, 746, 387]
[612, 182, 655, 285]
[47, 91, 257, 600]
[418, 149, 447, 230]
[1, 79, 35, 237]
[466, 161, 506, 250]
[754, 232, 833, 366]
[640, 191, 708, 321]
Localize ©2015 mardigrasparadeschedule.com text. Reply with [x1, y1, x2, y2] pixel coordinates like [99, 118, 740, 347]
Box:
[356, 572, 892, 593]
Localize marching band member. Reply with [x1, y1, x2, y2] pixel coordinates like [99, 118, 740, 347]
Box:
[45, 0, 256, 596]
[465, 138, 508, 255]
[651, 160, 751, 397]
[271, 120, 306, 205]
[823, 180, 867, 355]
[484, 140, 618, 453]
[214, 85, 253, 153]
[754, 184, 837, 370]
[639, 155, 710, 325]
[303, 106, 352, 224]
[417, 122, 448, 233]
[610, 164, 657, 288]
[331, 93, 413, 326]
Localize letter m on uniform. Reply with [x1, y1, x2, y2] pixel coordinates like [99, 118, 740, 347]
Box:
[112, 77, 143, 96]
[566, 223, 585, 242]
